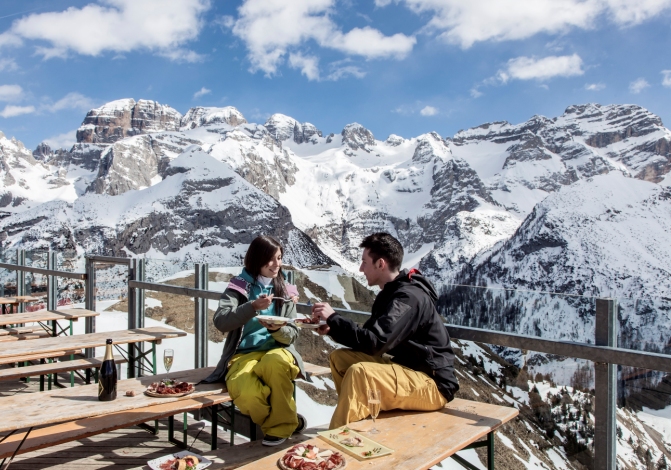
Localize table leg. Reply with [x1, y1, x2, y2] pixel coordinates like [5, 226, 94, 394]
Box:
[152, 342, 157, 375]
[211, 405, 218, 451]
[488, 431, 494, 470]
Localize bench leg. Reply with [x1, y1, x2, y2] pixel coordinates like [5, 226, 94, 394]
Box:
[211, 405, 218, 451]
[168, 413, 188, 449]
[451, 431, 495, 470]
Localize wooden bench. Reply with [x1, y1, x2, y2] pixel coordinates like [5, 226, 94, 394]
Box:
[0, 330, 51, 342]
[0, 354, 128, 381]
[226, 398, 519, 470]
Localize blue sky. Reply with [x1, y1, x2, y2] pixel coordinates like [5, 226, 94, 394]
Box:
[1, 0, 671, 149]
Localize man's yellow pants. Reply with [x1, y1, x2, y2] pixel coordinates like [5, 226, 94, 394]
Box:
[226, 348, 300, 438]
[329, 349, 447, 429]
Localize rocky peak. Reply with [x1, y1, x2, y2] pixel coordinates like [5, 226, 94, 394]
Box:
[385, 134, 405, 146]
[34, 143, 52, 161]
[264, 114, 322, 144]
[180, 106, 247, 130]
[412, 132, 450, 164]
[76, 98, 182, 144]
[341, 123, 375, 153]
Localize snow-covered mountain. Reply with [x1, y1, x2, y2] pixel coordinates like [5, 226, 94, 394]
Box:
[2, 100, 671, 324]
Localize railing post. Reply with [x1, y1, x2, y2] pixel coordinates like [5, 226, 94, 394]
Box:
[194, 263, 209, 370]
[84, 256, 96, 359]
[127, 259, 138, 378]
[286, 270, 295, 285]
[16, 249, 25, 312]
[46, 251, 57, 311]
[594, 298, 617, 470]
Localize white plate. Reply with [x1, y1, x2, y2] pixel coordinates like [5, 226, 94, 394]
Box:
[256, 315, 291, 325]
[294, 319, 327, 329]
[147, 451, 212, 470]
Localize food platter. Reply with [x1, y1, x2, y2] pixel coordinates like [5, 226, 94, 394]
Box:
[294, 318, 327, 329]
[318, 426, 393, 460]
[148, 451, 212, 470]
[277, 443, 346, 470]
[144, 379, 195, 398]
[256, 315, 292, 325]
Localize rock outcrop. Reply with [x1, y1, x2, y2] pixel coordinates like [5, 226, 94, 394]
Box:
[264, 114, 322, 144]
[341, 123, 375, 153]
[76, 99, 182, 144]
[180, 106, 247, 130]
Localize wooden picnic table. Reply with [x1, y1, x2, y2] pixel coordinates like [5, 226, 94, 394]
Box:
[231, 398, 518, 470]
[0, 296, 41, 314]
[0, 308, 99, 332]
[0, 367, 231, 462]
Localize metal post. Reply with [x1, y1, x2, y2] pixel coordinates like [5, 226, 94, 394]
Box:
[127, 259, 137, 378]
[84, 256, 96, 359]
[286, 270, 295, 285]
[194, 263, 209, 369]
[594, 298, 617, 470]
[46, 252, 57, 311]
[16, 249, 25, 312]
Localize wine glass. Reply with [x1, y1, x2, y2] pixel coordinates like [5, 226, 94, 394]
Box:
[367, 389, 381, 434]
[164, 349, 174, 374]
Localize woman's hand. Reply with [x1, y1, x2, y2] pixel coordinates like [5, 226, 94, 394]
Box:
[291, 296, 299, 304]
[257, 319, 282, 331]
[251, 294, 274, 311]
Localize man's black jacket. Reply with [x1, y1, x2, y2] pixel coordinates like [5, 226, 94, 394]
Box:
[326, 269, 459, 401]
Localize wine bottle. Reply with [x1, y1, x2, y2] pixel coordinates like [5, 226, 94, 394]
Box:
[98, 338, 117, 401]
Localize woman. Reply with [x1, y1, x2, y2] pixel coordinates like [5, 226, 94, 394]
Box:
[203, 235, 306, 446]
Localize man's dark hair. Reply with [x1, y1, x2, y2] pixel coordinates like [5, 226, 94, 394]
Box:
[359, 232, 404, 271]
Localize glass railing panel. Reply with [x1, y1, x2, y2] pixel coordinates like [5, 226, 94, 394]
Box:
[616, 295, 671, 355]
[57, 249, 81, 272]
[617, 366, 671, 469]
[287, 266, 375, 312]
[143, 257, 191, 283]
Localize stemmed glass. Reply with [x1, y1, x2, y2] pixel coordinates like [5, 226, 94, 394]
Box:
[367, 389, 381, 434]
[164, 349, 174, 374]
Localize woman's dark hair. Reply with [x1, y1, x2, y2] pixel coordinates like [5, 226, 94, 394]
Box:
[359, 232, 404, 271]
[244, 235, 288, 300]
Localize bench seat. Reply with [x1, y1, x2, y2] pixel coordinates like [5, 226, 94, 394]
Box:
[0, 355, 128, 382]
[0, 330, 51, 342]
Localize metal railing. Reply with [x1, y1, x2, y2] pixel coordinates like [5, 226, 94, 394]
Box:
[3, 254, 670, 469]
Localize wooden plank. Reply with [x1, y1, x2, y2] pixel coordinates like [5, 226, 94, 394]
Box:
[12, 296, 42, 302]
[0, 309, 99, 327]
[0, 367, 223, 433]
[304, 363, 330, 377]
[0, 350, 83, 366]
[0, 331, 51, 342]
[0, 297, 19, 305]
[0, 326, 185, 360]
[0, 391, 232, 459]
[0, 355, 128, 382]
[0, 326, 38, 336]
[229, 398, 519, 470]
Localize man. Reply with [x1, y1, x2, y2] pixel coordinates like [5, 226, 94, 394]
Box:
[312, 232, 459, 429]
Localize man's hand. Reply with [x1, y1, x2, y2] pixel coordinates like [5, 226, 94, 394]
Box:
[251, 294, 273, 311]
[316, 324, 330, 336]
[312, 302, 336, 321]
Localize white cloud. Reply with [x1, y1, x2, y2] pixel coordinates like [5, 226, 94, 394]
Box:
[497, 54, 584, 82]
[470, 87, 483, 98]
[326, 65, 366, 81]
[629, 78, 650, 94]
[420, 105, 439, 116]
[0, 104, 35, 118]
[0, 84, 23, 101]
[0, 58, 18, 72]
[43, 129, 77, 149]
[193, 87, 212, 99]
[44, 92, 95, 112]
[289, 53, 320, 81]
[585, 82, 605, 91]
[157, 48, 205, 63]
[1, 0, 210, 61]
[661, 70, 671, 88]
[388, 0, 671, 48]
[230, 0, 416, 76]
